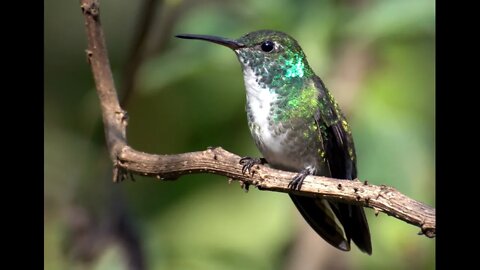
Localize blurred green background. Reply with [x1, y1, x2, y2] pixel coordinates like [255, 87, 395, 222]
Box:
[44, 0, 435, 269]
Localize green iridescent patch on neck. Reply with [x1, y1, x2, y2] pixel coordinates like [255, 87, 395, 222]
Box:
[267, 52, 316, 120]
[269, 52, 312, 87]
[284, 54, 305, 78]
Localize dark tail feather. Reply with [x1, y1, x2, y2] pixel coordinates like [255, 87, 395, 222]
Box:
[289, 194, 350, 252]
[329, 202, 372, 255]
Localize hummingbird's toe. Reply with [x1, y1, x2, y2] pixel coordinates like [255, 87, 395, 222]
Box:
[288, 167, 314, 190]
[239, 157, 266, 175]
[288, 173, 305, 190]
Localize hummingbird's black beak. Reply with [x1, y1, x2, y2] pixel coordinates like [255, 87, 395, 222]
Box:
[176, 34, 245, 50]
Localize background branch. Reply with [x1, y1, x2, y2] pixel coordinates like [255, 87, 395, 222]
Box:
[80, 0, 435, 242]
[120, 0, 162, 108]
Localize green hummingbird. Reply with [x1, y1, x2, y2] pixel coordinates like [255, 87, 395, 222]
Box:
[176, 30, 372, 255]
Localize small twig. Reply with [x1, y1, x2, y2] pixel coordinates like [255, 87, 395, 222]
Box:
[80, 0, 435, 239]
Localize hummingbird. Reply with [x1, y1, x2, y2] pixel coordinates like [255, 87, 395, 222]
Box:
[176, 30, 372, 255]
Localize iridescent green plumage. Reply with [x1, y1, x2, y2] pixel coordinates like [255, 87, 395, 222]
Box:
[176, 30, 371, 254]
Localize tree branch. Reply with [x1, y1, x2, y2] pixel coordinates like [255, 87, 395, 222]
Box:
[81, 0, 128, 174]
[117, 146, 435, 237]
[80, 0, 435, 239]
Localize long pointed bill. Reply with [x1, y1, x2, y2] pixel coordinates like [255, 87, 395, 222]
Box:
[175, 34, 245, 50]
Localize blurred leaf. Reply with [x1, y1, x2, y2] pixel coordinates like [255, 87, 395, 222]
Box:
[93, 246, 129, 270]
[44, 218, 67, 270]
[345, 0, 435, 40]
[139, 49, 204, 94]
[147, 183, 294, 270]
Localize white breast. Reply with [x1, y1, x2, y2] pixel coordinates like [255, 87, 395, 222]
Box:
[242, 66, 287, 154]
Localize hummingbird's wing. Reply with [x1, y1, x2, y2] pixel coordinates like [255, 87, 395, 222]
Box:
[313, 76, 373, 255]
[286, 116, 354, 252]
[323, 122, 372, 255]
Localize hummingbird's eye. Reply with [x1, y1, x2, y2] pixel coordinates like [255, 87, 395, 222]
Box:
[261, 41, 274, 52]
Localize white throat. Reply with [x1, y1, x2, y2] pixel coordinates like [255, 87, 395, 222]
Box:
[242, 66, 278, 126]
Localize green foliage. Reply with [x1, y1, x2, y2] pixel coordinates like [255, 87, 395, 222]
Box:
[45, 0, 435, 269]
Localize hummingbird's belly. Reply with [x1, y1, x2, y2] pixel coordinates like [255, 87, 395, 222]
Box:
[249, 121, 329, 175]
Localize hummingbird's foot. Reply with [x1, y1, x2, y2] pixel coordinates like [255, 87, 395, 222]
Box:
[288, 167, 315, 190]
[239, 157, 267, 175]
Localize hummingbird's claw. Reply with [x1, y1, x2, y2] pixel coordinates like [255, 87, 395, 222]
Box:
[239, 157, 267, 175]
[288, 174, 305, 190]
[288, 168, 313, 190]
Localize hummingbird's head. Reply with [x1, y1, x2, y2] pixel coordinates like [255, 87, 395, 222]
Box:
[176, 30, 314, 89]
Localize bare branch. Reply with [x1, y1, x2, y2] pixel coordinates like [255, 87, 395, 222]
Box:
[117, 146, 435, 237]
[80, 0, 127, 167]
[79, 0, 435, 239]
